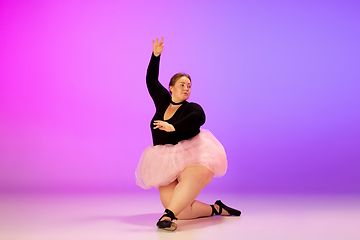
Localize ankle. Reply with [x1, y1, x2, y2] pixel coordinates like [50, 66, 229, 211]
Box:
[159, 209, 178, 222]
[159, 215, 171, 221]
[164, 209, 177, 220]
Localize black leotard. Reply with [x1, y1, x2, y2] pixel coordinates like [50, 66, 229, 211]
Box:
[146, 53, 206, 146]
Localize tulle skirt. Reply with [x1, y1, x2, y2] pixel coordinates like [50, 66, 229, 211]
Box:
[135, 129, 227, 189]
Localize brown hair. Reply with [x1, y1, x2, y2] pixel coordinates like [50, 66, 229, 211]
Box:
[169, 73, 191, 94]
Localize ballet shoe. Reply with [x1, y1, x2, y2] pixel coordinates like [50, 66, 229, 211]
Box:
[156, 209, 178, 231]
[211, 200, 241, 216]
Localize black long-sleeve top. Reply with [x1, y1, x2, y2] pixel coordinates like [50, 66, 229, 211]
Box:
[147, 53, 206, 146]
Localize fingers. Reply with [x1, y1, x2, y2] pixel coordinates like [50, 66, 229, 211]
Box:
[153, 37, 160, 44]
[153, 125, 164, 130]
[153, 120, 174, 132]
[153, 121, 164, 125]
[153, 122, 160, 128]
[153, 37, 164, 44]
[153, 120, 165, 129]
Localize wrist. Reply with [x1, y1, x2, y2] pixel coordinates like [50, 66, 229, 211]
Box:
[170, 124, 175, 132]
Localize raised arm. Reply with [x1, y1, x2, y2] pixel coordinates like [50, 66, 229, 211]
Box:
[146, 37, 170, 108]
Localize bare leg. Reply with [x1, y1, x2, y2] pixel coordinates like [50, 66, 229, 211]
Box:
[158, 166, 232, 220]
[166, 166, 213, 216]
[160, 182, 216, 219]
[159, 180, 178, 209]
[177, 200, 213, 219]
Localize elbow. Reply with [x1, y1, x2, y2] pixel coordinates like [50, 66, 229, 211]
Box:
[200, 113, 206, 126]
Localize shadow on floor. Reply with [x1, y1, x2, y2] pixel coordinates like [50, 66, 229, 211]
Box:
[75, 213, 238, 231]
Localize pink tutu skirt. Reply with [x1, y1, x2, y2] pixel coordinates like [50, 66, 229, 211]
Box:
[135, 129, 227, 189]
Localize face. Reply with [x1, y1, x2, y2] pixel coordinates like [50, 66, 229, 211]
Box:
[170, 76, 191, 102]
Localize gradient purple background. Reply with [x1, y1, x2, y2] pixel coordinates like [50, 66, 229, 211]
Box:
[1, 0, 359, 194]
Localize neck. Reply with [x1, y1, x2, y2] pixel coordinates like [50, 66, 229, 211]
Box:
[170, 99, 185, 105]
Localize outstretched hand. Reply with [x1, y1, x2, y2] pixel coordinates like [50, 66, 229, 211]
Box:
[153, 37, 164, 57]
[153, 120, 175, 132]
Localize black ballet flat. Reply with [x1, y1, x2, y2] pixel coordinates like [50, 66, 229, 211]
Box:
[211, 200, 241, 216]
[156, 209, 178, 231]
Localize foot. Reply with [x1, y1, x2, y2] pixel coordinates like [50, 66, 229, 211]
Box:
[210, 200, 241, 217]
[156, 209, 178, 231]
[213, 203, 230, 216]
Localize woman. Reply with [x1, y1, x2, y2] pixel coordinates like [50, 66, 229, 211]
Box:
[135, 37, 240, 231]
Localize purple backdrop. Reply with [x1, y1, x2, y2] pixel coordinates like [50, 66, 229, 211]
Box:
[1, 0, 359, 193]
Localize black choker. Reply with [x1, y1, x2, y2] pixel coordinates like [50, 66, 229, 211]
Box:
[170, 100, 185, 105]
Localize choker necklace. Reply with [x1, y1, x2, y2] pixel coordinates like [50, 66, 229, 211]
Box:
[170, 99, 185, 105]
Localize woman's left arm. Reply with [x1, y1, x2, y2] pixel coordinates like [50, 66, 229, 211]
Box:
[152, 103, 205, 132]
[172, 103, 206, 132]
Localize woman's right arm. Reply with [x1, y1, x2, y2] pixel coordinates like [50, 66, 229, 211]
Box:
[146, 37, 170, 107]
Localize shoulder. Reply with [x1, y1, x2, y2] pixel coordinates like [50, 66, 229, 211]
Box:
[188, 102, 202, 108]
[184, 102, 204, 113]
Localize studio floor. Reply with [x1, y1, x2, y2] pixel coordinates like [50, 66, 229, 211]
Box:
[0, 191, 359, 240]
